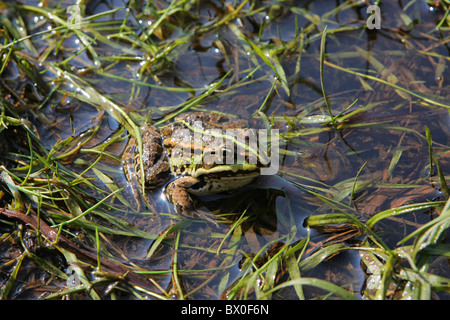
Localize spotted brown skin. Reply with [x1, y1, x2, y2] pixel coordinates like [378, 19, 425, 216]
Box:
[122, 112, 262, 223]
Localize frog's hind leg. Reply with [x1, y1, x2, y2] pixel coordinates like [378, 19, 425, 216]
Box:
[165, 177, 219, 226]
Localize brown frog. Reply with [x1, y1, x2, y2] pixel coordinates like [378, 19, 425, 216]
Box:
[122, 112, 263, 223]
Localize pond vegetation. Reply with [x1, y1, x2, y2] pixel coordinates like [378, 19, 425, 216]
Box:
[0, 0, 450, 300]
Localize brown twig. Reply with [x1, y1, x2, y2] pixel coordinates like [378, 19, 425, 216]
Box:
[0, 206, 166, 297]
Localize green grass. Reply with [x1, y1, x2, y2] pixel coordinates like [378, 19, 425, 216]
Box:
[1, 0, 450, 300]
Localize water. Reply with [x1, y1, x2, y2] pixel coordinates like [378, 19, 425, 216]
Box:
[1, 0, 449, 299]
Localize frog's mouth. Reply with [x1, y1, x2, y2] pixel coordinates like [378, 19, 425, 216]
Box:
[188, 165, 261, 195]
[190, 163, 260, 178]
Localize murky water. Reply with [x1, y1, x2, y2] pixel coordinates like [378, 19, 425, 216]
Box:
[1, 0, 449, 299]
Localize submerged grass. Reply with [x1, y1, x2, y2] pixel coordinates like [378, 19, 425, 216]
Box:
[0, 0, 450, 300]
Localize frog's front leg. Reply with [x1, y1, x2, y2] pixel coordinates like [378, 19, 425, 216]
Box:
[166, 176, 218, 225]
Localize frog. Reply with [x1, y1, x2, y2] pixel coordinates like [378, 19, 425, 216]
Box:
[122, 112, 263, 224]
